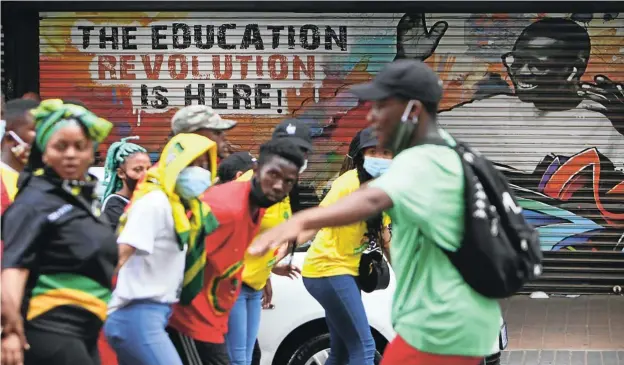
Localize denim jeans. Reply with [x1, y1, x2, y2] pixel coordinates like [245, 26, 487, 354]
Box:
[104, 301, 183, 365]
[225, 284, 263, 365]
[303, 275, 376, 365]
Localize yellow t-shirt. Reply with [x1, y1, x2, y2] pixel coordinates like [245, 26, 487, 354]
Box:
[1, 163, 19, 202]
[237, 169, 292, 290]
[302, 169, 390, 278]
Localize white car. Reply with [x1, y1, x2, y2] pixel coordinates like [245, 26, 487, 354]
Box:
[257, 247, 507, 365]
[89, 166, 107, 199]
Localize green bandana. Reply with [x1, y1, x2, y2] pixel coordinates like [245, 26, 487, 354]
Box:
[31, 99, 113, 151]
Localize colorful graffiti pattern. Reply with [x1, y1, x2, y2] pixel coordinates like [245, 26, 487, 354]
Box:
[39, 12, 624, 251]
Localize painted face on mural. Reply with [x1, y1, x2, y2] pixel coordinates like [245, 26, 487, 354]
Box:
[502, 18, 591, 108]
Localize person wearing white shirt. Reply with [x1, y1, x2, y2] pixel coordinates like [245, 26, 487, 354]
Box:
[103, 134, 216, 365]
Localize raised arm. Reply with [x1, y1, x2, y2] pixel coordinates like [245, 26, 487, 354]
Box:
[248, 187, 393, 256]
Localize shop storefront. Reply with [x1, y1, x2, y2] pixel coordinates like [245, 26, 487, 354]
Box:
[3, 0, 624, 295]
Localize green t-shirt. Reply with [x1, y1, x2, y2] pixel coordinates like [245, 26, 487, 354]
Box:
[370, 131, 501, 357]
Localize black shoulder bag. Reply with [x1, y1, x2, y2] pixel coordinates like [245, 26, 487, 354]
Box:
[357, 230, 391, 293]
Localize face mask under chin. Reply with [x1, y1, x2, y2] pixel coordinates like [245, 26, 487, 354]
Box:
[250, 177, 278, 209]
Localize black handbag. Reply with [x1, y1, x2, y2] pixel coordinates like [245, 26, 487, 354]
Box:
[357, 231, 391, 293]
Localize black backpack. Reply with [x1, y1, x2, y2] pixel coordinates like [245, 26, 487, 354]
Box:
[426, 137, 543, 299]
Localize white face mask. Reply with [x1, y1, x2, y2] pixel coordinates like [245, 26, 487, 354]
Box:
[175, 166, 213, 200]
[299, 159, 308, 174]
[363, 156, 392, 178]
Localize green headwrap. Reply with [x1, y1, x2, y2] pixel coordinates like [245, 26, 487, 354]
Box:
[102, 136, 147, 201]
[31, 99, 113, 151]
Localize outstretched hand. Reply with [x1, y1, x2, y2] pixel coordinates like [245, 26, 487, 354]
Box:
[248, 218, 306, 257]
[272, 264, 301, 280]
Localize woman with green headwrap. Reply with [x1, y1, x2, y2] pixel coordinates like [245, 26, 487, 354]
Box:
[1, 99, 118, 365]
[101, 136, 151, 231]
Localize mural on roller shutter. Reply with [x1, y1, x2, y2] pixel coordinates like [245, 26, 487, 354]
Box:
[39, 12, 624, 252]
[314, 12, 624, 253]
[418, 13, 624, 253]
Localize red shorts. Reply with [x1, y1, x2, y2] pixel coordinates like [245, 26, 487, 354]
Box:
[381, 336, 483, 365]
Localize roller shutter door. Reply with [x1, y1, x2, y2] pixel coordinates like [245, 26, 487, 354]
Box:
[1, 25, 5, 98]
[39, 11, 624, 294]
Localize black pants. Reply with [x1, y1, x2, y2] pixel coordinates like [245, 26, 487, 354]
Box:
[167, 327, 230, 365]
[24, 327, 100, 365]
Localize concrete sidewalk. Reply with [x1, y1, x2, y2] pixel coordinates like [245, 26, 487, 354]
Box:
[501, 350, 624, 365]
[500, 295, 624, 350]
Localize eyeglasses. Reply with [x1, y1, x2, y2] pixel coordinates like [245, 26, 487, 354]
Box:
[502, 52, 550, 76]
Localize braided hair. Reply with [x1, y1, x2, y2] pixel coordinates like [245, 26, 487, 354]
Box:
[101, 136, 147, 201]
[353, 148, 384, 246]
[342, 128, 384, 245]
[338, 129, 363, 176]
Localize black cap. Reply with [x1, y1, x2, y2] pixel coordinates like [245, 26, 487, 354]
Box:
[272, 119, 314, 152]
[349, 60, 443, 103]
[217, 152, 256, 183]
[354, 127, 379, 156]
[347, 129, 364, 158]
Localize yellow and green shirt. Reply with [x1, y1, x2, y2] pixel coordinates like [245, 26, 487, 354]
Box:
[0, 162, 19, 205]
[237, 169, 292, 290]
[302, 169, 390, 278]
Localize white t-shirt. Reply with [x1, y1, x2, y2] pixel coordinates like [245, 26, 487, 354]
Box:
[108, 190, 187, 313]
[438, 94, 624, 173]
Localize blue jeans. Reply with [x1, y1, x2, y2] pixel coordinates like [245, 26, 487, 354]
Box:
[225, 284, 263, 365]
[303, 275, 376, 365]
[104, 301, 183, 365]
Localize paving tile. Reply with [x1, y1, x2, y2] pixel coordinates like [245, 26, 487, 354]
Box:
[540, 350, 556, 365]
[524, 350, 540, 364]
[555, 351, 571, 365]
[602, 351, 619, 365]
[508, 351, 525, 364]
[503, 351, 624, 365]
[587, 351, 603, 365]
[500, 351, 511, 365]
[570, 351, 585, 365]
[506, 295, 624, 351]
[589, 326, 611, 336]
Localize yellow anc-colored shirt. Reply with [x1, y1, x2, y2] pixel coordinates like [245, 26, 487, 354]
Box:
[302, 169, 390, 278]
[237, 169, 292, 290]
[1, 163, 19, 203]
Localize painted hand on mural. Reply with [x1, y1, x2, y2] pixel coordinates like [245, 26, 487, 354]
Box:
[396, 13, 448, 61]
[578, 75, 624, 135]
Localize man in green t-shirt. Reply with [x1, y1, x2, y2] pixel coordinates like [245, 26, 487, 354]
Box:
[248, 59, 501, 365]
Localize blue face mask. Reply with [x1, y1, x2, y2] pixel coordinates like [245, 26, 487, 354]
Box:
[175, 166, 213, 200]
[363, 156, 391, 178]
